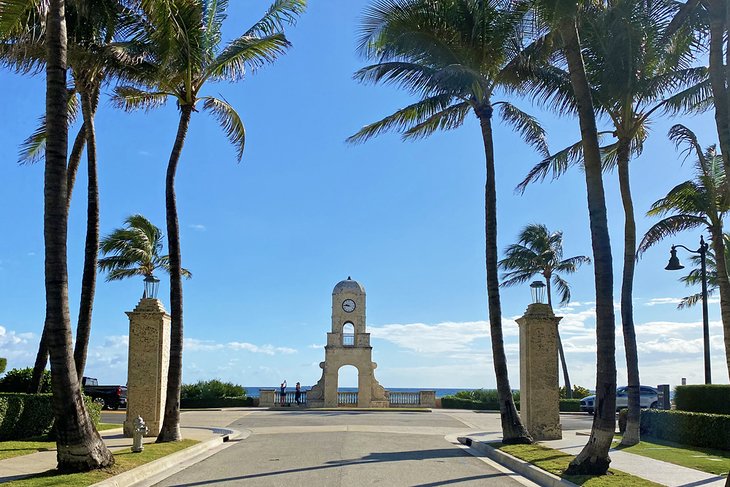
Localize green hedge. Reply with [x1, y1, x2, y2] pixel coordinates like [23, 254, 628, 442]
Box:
[640, 409, 730, 450]
[181, 396, 256, 409]
[559, 399, 581, 412]
[674, 385, 730, 415]
[0, 393, 101, 440]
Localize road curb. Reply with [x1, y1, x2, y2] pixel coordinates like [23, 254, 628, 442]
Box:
[457, 437, 577, 487]
[91, 428, 241, 487]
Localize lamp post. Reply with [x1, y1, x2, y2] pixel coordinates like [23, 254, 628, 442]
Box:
[143, 275, 160, 300]
[530, 280, 546, 304]
[665, 236, 711, 384]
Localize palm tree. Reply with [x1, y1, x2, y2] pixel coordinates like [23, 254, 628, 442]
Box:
[41, 0, 114, 471]
[638, 125, 730, 381]
[499, 223, 590, 399]
[349, 0, 556, 444]
[2, 0, 142, 386]
[114, 0, 305, 442]
[528, 0, 617, 474]
[99, 214, 192, 285]
[518, 0, 703, 446]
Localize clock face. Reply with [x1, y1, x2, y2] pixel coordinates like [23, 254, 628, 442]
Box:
[342, 299, 356, 313]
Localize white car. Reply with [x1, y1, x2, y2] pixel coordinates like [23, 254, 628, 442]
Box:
[579, 386, 659, 415]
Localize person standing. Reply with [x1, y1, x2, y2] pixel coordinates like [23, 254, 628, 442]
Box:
[295, 382, 301, 406]
[280, 380, 287, 406]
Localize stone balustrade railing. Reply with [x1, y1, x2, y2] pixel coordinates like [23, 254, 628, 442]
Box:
[259, 389, 436, 408]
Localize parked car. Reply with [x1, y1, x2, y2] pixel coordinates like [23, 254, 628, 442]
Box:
[82, 377, 127, 410]
[580, 386, 659, 415]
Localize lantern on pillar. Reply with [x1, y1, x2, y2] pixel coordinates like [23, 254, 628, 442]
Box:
[143, 275, 160, 299]
[530, 281, 546, 304]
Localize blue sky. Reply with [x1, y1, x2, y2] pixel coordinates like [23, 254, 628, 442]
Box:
[0, 1, 727, 391]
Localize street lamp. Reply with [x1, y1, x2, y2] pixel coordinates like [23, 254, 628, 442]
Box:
[530, 281, 546, 304]
[143, 275, 160, 300]
[665, 236, 711, 384]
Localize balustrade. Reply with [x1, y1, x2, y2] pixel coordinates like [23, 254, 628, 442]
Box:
[274, 390, 307, 406]
[337, 391, 358, 406]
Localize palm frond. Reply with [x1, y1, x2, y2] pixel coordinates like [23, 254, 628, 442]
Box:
[552, 273, 571, 305]
[244, 0, 305, 37]
[207, 33, 291, 81]
[112, 86, 169, 112]
[202, 96, 246, 161]
[495, 102, 549, 157]
[637, 215, 707, 256]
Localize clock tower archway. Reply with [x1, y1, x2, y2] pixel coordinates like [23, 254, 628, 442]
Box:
[307, 277, 387, 408]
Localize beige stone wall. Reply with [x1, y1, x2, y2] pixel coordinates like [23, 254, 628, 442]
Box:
[123, 298, 170, 437]
[516, 303, 562, 441]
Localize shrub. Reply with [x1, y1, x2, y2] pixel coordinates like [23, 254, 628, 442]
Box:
[640, 409, 730, 450]
[674, 385, 730, 415]
[181, 396, 256, 408]
[0, 393, 101, 440]
[559, 399, 581, 412]
[452, 389, 519, 404]
[441, 395, 520, 411]
[0, 358, 6, 375]
[0, 368, 51, 393]
[181, 379, 246, 400]
[560, 385, 591, 399]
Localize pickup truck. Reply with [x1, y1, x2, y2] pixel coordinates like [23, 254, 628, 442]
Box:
[82, 377, 127, 410]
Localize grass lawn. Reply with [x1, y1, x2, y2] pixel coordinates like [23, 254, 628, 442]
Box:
[613, 436, 730, 476]
[0, 424, 122, 461]
[496, 442, 662, 487]
[6, 439, 198, 486]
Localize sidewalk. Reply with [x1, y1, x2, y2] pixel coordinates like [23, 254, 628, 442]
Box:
[465, 428, 727, 487]
[0, 408, 247, 484]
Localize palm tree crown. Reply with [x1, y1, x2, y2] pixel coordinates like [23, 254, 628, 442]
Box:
[499, 223, 590, 307]
[99, 214, 191, 282]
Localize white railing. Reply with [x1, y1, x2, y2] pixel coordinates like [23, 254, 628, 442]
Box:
[338, 391, 358, 406]
[342, 334, 355, 346]
[388, 391, 421, 406]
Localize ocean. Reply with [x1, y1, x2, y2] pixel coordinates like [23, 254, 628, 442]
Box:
[244, 387, 471, 398]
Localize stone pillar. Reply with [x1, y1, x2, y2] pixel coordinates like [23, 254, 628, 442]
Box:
[516, 303, 562, 440]
[123, 298, 170, 437]
[259, 389, 275, 407]
[419, 390, 436, 408]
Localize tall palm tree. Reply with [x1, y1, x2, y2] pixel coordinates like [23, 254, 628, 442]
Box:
[41, 0, 114, 471]
[99, 214, 192, 284]
[2, 0, 142, 386]
[528, 0, 617, 474]
[499, 223, 590, 398]
[349, 0, 555, 444]
[518, 0, 703, 446]
[638, 125, 730, 381]
[114, 0, 305, 442]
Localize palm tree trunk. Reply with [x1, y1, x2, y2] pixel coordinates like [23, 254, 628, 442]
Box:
[559, 16, 617, 476]
[477, 105, 532, 444]
[157, 104, 193, 443]
[29, 122, 88, 393]
[45, 0, 113, 470]
[546, 276, 572, 398]
[616, 141, 641, 447]
[708, 0, 730, 173]
[709, 226, 730, 380]
[30, 96, 93, 393]
[73, 85, 100, 380]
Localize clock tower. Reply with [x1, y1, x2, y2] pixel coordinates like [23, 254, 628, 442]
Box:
[307, 277, 387, 408]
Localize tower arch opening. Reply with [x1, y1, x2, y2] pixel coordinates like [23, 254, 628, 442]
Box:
[337, 365, 359, 406]
[342, 322, 354, 346]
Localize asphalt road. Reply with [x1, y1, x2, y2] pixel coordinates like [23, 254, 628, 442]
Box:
[152, 410, 531, 487]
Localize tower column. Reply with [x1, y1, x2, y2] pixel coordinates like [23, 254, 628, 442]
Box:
[123, 298, 170, 437]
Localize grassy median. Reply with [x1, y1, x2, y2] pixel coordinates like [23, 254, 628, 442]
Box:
[5, 439, 198, 486]
[0, 425, 122, 461]
[613, 436, 730, 476]
[496, 442, 662, 487]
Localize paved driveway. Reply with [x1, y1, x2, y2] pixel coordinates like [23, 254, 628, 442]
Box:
[153, 409, 531, 487]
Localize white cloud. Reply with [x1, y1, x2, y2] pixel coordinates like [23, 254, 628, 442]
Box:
[188, 224, 207, 232]
[227, 342, 296, 355]
[369, 320, 489, 354]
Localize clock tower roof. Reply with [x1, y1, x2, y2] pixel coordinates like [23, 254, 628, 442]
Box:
[333, 276, 365, 295]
